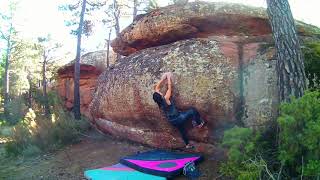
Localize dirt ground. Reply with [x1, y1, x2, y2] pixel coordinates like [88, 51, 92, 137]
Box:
[0, 130, 221, 180]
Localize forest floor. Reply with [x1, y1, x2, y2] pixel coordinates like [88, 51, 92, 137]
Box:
[0, 129, 221, 180]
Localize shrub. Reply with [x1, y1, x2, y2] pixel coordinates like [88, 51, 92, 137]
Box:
[21, 145, 42, 157]
[277, 90, 320, 177]
[6, 96, 28, 125]
[219, 127, 274, 180]
[303, 42, 320, 90]
[4, 123, 32, 156]
[4, 91, 90, 157]
[0, 126, 12, 137]
[0, 120, 6, 126]
[4, 141, 22, 157]
[220, 91, 320, 179]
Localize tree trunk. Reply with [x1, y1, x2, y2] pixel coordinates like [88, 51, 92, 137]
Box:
[106, 28, 112, 68]
[42, 51, 50, 117]
[133, 0, 138, 21]
[74, 0, 87, 120]
[266, 0, 306, 102]
[113, 0, 121, 60]
[3, 35, 11, 119]
[113, 0, 120, 37]
[27, 73, 32, 108]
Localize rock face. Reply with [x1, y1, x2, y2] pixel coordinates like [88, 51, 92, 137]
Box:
[111, 1, 316, 56]
[91, 40, 279, 151]
[90, 2, 284, 150]
[111, 2, 270, 56]
[91, 38, 240, 148]
[55, 2, 317, 152]
[90, 2, 283, 150]
[57, 50, 115, 118]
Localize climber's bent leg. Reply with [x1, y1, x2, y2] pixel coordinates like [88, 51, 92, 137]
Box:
[179, 107, 203, 126]
[175, 124, 189, 145]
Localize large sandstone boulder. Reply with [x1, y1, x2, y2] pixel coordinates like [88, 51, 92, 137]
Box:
[88, 2, 285, 151]
[111, 1, 318, 56]
[57, 50, 115, 118]
[55, 2, 319, 152]
[90, 37, 278, 149]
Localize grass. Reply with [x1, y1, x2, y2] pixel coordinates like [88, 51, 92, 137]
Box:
[0, 125, 12, 143]
[0, 130, 219, 180]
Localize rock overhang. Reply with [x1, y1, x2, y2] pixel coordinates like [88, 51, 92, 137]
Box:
[111, 1, 320, 56]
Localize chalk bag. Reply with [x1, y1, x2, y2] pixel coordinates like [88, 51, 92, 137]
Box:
[183, 161, 201, 180]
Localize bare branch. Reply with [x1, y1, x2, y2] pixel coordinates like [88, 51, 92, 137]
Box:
[0, 30, 7, 40]
[119, 4, 131, 9]
[68, 1, 81, 10]
[277, 163, 283, 180]
[301, 156, 304, 180]
[10, 41, 20, 51]
[248, 157, 276, 180]
[86, 1, 106, 8]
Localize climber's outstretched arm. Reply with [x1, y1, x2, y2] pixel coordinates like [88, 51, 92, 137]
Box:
[154, 79, 164, 92]
[164, 73, 173, 104]
[154, 73, 168, 93]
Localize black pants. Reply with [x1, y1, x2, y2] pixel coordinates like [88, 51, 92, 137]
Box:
[170, 107, 202, 145]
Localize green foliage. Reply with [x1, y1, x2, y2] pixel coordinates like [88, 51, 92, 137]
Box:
[220, 127, 268, 179]
[221, 127, 256, 162]
[0, 126, 12, 137]
[59, 0, 105, 36]
[4, 91, 90, 157]
[171, 0, 188, 5]
[21, 145, 42, 157]
[9, 39, 43, 96]
[297, 21, 320, 38]
[145, 0, 160, 12]
[6, 96, 28, 125]
[220, 91, 320, 179]
[4, 123, 32, 156]
[277, 90, 320, 176]
[303, 41, 320, 89]
[0, 120, 7, 126]
[0, 59, 5, 95]
[4, 141, 22, 157]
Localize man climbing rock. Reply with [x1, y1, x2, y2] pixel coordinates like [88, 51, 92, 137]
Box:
[152, 72, 205, 149]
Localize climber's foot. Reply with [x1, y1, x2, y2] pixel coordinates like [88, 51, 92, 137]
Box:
[197, 121, 205, 128]
[185, 144, 195, 149]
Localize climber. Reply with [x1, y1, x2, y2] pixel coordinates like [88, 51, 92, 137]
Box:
[152, 72, 205, 149]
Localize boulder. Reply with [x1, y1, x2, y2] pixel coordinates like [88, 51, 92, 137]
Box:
[90, 37, 278, 149]
[111, 1, 318, 56]
[111, 2, 269, 56]
[57, 50, 115, 118]
[56, 2, 320, 152]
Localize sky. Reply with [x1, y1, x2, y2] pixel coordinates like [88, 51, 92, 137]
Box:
[1, 0, 320, 59]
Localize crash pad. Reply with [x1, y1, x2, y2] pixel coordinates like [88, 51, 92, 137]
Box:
[84, 163, 166, 180]
[119, 150, 203, 177]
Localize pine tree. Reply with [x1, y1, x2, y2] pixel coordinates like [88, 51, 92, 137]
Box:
[266, 0, 307, 101]
[0, 1, 18, 119]
[133, 0, 138, 20]
[60, 0, 105, 119]
[37, 36, 61, 117]
[145, 0, 160, 12]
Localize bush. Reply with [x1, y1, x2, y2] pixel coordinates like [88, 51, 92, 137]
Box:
[219, 127, 275, 180]
[4, 123, 32, 156]
[220, 91, 320, 179]
[4, 91, 90, 157]
[0, 120, 6, 126]
[0, 126, 12, 137]
[303, 42, 320, 90]
[278, 90, 320, 176]
[21, 145, 42, 157]
[6, 96, 28, 125]
[4, 141, 22, 157]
